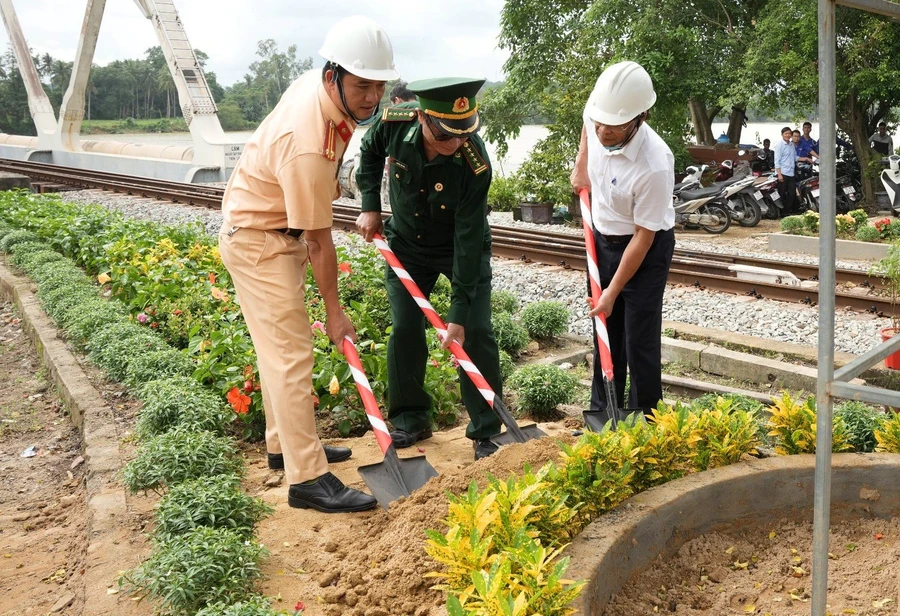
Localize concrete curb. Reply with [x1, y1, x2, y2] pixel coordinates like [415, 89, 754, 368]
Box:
[566, 453, 900, 615]
[0, 260, 133, 616]
[768, 231, 890, 260]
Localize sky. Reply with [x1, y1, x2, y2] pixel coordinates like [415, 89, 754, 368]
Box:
[0, 0, 511, 86]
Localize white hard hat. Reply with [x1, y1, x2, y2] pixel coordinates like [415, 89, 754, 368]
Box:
[319, 15, 399, 81]
[586, 61, 657, 126]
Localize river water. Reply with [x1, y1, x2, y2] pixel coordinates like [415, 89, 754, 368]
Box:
[86, 121, 895, 176]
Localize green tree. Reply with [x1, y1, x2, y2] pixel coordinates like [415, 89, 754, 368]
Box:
[739, 0, 900, 207]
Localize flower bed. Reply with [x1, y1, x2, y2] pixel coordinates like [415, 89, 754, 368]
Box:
[424, 393, 900, 614]
[780, 209, 900, 243]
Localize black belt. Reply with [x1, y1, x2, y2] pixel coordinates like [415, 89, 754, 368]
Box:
[275, 228, 304, 238]
[600, 233, 633, 245]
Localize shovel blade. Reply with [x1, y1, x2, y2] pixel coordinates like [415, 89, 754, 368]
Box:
[358, 454, 438, 510]
[490, 423, 546, 447]
[583, 409, 646, 432]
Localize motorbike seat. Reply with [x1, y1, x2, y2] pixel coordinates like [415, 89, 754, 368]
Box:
[678, 185, 724, 200]
[674, 180, 700, 193]
[711, 176, 744, 189]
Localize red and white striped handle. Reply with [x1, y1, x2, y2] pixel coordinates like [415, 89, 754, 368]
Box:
[372, 233, 497, 409]
[341, 337, 393, 455]
[579, 188, 614, 382]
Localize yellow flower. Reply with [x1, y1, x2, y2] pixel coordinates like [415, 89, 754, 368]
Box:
[97, 273, 111, 284]
[329, 375, 340, 395]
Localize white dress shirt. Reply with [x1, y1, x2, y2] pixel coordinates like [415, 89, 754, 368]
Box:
[582, 116, 675, 236]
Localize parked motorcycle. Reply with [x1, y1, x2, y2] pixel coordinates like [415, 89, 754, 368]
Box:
[672, 186, 732, 234]
[881, 154, 900, 216]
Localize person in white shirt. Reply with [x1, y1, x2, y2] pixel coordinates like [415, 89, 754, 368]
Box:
[571, 61, 675, 421]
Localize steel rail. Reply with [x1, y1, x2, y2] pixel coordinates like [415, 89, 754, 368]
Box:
[1, 157, 891, 314]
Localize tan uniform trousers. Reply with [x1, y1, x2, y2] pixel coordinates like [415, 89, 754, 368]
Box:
[218, 224, 328, 485]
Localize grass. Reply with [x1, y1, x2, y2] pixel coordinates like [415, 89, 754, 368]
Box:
[81, 117, 189, 134]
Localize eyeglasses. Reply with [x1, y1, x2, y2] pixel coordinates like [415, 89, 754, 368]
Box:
[593, 119, 636, 136]
[426, 116, 466, 143]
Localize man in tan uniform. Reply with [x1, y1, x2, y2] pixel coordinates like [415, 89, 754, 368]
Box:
[219, 15, 398, 513]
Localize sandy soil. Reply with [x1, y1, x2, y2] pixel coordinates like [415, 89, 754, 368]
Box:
[606, 516, 900, 615]
[0, 301, 86, 616]
[233, 423, 578, 616]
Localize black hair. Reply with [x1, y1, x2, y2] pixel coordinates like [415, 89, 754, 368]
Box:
[879, 121, 888, 128]
[389, 81, 415, 103]
[321, 62, 347, 83]
[781, 126, 792, 135]
[803, 121, 812, 128]
[763, 138, 770, 146]
[792, 129, 801, 135]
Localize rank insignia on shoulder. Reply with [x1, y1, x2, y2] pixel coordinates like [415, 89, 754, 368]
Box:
[382, 107, 418, 122]
[322, 120, 337, 161]
[461, 142, 489, 175]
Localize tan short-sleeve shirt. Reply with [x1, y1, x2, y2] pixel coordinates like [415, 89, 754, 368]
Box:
[222, 70, 356, 231]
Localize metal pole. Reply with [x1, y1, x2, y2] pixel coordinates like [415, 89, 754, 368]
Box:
[812, 0, 837, 613]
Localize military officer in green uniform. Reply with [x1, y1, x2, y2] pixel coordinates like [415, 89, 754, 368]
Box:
[355, 77, 502, 460]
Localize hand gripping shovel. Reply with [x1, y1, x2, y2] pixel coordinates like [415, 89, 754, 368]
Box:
[342, 337, 438, 509]
[372, 233, 545, 447]
[578, 188, 628, 432]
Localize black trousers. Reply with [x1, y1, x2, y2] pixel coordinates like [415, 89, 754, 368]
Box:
[778, 175, 797, 214]
[589, 227, 675, 416]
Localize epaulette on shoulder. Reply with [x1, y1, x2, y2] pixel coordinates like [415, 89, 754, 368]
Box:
[461, 141, 489, 176]
[382, 107, 418, 122]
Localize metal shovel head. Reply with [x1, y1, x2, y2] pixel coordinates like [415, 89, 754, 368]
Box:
[490, 423, 546, 447]
[583, 408, 646, 432]
[357, 452, 438, 510]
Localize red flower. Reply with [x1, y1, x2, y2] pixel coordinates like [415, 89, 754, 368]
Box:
[150, 322, 159, 329]
[227, 387, 251, 415]
[338, 262, 352, 275]
[208, 272, 217, 284]
[431, 359, 440, 368]
[294, 600, 306, 613]
[312, 395, 319, 407]
[172, 309, 182, 316]
[243, 365, 255, 379]
[244, 380, 255, 394]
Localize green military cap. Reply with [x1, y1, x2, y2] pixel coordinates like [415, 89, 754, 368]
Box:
[406, 77, 485, 137]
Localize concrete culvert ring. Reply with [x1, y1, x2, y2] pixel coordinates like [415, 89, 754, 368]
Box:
[566, 454, 900, 615]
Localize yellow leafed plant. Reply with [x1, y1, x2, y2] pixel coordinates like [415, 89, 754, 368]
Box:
[693, 397, 761, 470]
[767, 391, 851, 454]
[874, 412, 900, 453]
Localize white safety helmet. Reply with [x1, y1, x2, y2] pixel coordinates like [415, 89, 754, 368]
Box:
[586, 61, 657, 126]
[319, 15, 399, 81]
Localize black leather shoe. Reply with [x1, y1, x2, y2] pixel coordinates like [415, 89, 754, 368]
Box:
[474, 438, 500, 461]
[288, 472, 377, 513]
[389, 427, 433, 449]
[268, 445, 352, 470]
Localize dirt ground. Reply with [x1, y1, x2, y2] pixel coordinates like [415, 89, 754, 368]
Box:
[606, 516, 900, 616]
[231, 422, 579, 616]
[0, 300, 87, 616]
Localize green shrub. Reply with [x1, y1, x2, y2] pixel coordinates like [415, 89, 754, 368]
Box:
[499, 349, 515, 382]
[0, 229, 39, 253]
[124, 348, 197, 388]
[0, 226, 14, 241]
[803, 210, 820, 233]
[848, 209, 868, 228]
[153, 474, 272, 541]
[692, 393, 764, 415]
[37, 283, 97, 323]
[510, 364, 577, 414]
[135, 379, 232, 437]
[122, 428, 243, 493]
[520, 300, 569, 340]
[835, 401, 882, 453]
[64, 300, 128, 343]
[10, 247, 63, 271]
[195, 596, 284, 616]
[780, 215, 806, 234]
[487, 174, 521, 212]
[30, 260, 85, 288]
[491, 289, 520, 315]
[88, 322, 168, 380]
[491, 312, 529, 355]
[856, 225, 881, 242]
[7, 240, 50, 263]
[119, 526, 266, 615]
[431, 274, 452, 319]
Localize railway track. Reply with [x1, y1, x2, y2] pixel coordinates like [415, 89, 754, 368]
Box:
[0, 157, 891, 315]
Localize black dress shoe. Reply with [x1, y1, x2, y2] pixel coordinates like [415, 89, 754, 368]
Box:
[267, 445, 352, 470]
[288, 472, 377, 513]
[474, 438, 499, 460]
[389, 427, 433, 449]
